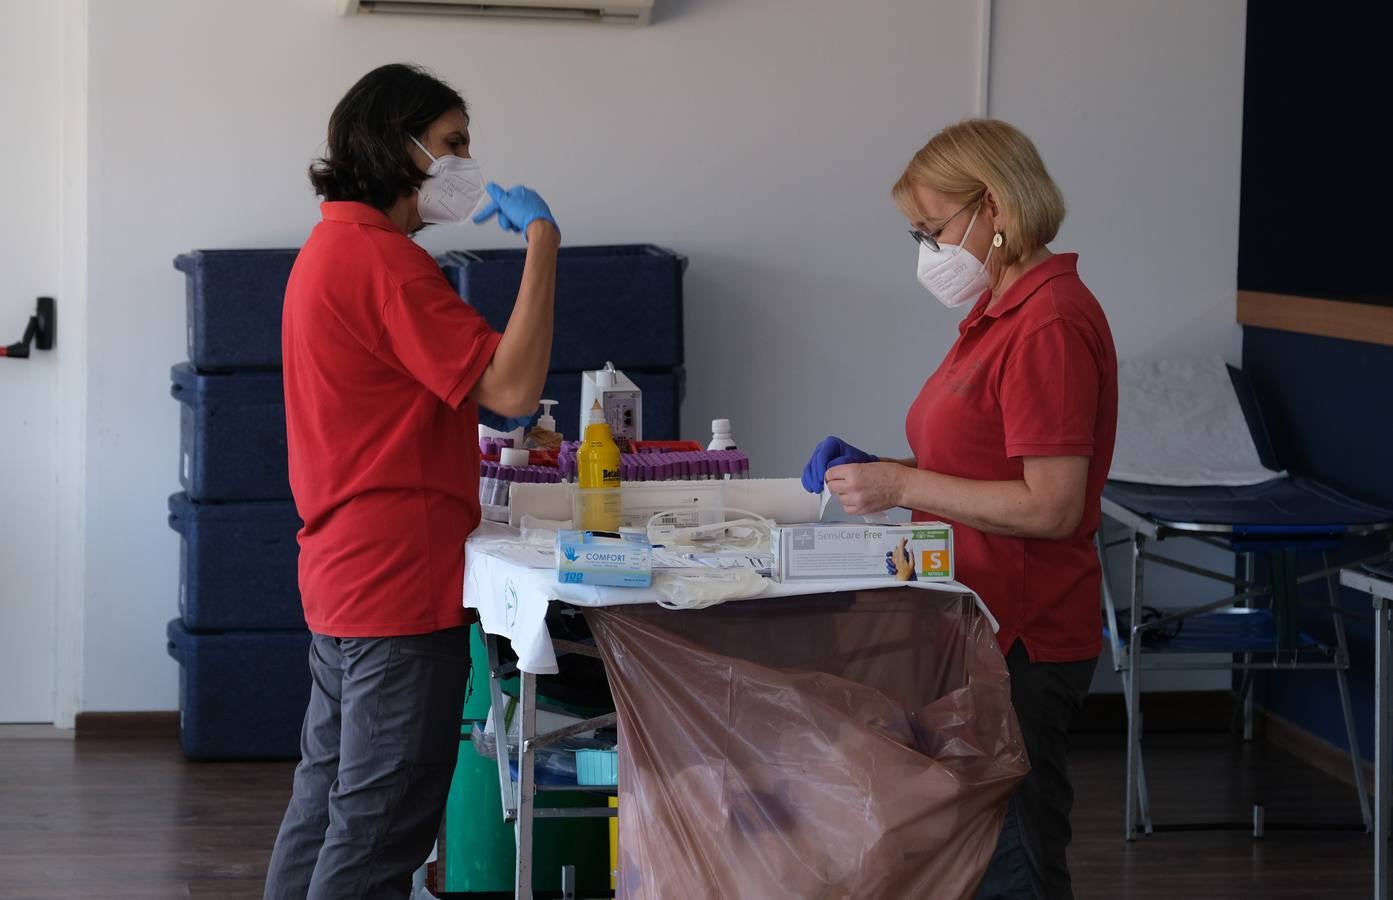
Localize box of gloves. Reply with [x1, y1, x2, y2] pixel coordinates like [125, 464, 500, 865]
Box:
[557, 530, 654, 588]
[771, 522, 954, 584]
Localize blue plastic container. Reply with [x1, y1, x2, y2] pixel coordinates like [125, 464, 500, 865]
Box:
[478, 367, 685, 439]
[170, 363, 290, 501]
[575, 749, 619, 786]
[165, 619, 311, 760]
[167, 493, 303, 632]
[174, 249, 299, 372]
[437, 245, 686, 372]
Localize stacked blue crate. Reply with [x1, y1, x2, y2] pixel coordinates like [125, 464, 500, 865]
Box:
[167, 249, 308, 760]
[166, 245, 688, 757]
[437, 245, 687, 437]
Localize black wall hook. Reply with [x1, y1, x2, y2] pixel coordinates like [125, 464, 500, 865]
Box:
[2, 297, 55, 359]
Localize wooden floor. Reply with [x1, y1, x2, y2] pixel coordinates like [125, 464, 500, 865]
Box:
[0, 729, 1379, 899]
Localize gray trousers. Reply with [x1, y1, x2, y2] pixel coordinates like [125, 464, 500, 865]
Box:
[264, 626, 471, 900]
[976, 641, 1098, 900]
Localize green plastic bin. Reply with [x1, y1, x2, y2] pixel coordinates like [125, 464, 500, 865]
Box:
[440, 627, 611, 894]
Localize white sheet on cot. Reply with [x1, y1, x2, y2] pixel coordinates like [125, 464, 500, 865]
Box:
[1110, 355, 1285, 487]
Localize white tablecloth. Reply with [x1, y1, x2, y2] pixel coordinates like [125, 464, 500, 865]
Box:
[463, 524, 991, 674]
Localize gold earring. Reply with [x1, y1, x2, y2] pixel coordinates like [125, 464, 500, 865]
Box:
[992, 232, 1004, 248]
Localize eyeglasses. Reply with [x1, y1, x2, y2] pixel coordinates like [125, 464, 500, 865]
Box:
[908, 199, 979, 252]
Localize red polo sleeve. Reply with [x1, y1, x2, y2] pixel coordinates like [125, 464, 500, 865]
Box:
[377, 275, 503, 409]
[1000, 318, 1100, 459]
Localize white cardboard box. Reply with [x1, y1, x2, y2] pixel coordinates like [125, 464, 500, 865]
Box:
[771, 522, 954, 583]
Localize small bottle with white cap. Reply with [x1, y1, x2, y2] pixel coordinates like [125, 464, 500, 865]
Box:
[707, 418, 737, 451]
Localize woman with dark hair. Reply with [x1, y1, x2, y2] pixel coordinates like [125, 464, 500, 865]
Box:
[264, 63, 559, 899]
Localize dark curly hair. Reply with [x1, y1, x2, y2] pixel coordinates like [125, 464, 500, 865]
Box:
[309, 63, 467, 210]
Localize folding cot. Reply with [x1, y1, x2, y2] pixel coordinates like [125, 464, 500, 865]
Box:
[1099, 362, 1393, 840]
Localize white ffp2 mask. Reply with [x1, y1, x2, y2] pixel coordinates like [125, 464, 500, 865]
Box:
[916, 205, 994, 309]
[410, 135, 485, 225]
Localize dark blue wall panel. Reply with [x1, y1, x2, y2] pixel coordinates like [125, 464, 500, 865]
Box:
[1243, 326, 1393, 759]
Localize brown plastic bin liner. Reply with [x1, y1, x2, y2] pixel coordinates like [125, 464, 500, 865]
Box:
[585, 587, 1027, 900]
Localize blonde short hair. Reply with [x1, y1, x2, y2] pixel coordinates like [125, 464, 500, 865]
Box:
[892, 119, 1065, 270]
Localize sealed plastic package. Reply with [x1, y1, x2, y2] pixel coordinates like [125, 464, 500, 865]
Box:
[585, 588, 1027, 899]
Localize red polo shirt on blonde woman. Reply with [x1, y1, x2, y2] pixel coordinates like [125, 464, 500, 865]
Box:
[906, 253, 1118, 662]
[282, 201, 503, 638]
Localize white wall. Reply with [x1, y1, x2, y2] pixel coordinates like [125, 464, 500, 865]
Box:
[986, 0, 1249, 693]
[990, 0, 1247, 364]
[0, 3, 62, 721]
[78, 0, 1247, 711]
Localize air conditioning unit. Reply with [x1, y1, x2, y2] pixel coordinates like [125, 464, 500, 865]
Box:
[338, 0, 654, 26]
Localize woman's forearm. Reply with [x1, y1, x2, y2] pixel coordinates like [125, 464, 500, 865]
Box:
[471, 221, 559, 415]
[897, 467, 1068, 538]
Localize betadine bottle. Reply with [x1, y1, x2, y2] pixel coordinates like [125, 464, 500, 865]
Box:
[575, 400, 622, 532]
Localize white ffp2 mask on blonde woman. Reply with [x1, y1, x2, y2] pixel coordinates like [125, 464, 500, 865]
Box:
[410, 135, 486, 225]
[916, 205, 994, 309]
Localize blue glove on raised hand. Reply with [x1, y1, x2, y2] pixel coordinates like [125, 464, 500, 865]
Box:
[471, 182, 558, 236]
[800, 435, 878, 493]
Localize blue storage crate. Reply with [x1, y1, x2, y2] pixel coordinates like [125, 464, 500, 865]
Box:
[174, 249, 299, 372]
[165, 619, 311, 760]
[438, 245, 686, 372]
[168, 493, 303, 632]
[170, 363, 290, 501]
[479, 367, 685, 440]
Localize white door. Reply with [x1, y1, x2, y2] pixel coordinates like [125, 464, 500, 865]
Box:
[0, 4, 62, 722]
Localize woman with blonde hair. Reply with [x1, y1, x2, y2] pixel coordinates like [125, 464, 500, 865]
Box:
[802, 119, 1118, 899]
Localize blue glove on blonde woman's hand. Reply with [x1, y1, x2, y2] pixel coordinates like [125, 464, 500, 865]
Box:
[472, 182, 558, 236]
[801, 436, 878, 493]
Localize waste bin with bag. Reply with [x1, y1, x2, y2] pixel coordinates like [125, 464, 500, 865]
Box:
[585, 587, 1027, 900]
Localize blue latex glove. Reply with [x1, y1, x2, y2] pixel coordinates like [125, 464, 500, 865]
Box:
[801, 436, 877, 493]
[472, 182, 558, 236]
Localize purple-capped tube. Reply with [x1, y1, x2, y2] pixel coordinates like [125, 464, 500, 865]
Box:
[484, 462, 500, 504]
[495, 461, 509, 498]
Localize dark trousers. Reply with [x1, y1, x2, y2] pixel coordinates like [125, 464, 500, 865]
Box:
[263, 626, 470, 900]
[976, 641, 1097, 900]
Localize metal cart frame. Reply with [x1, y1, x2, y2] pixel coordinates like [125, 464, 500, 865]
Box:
[1098, 495, 1393, 841]
[1338, 565, 1393, 900]
[481, 621, 618, 900]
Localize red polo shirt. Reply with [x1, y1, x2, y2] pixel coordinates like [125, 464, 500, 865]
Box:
[906, 253, 1117, 662]
[283, 201, 503, 637]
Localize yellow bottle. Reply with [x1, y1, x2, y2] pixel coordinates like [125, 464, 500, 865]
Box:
[576, 400, 622, 532]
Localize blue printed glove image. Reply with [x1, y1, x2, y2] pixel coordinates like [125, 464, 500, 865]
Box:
[801, 436, 877, 493]
[472, 182, 558, 235]
[886, 539, 918, 581]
